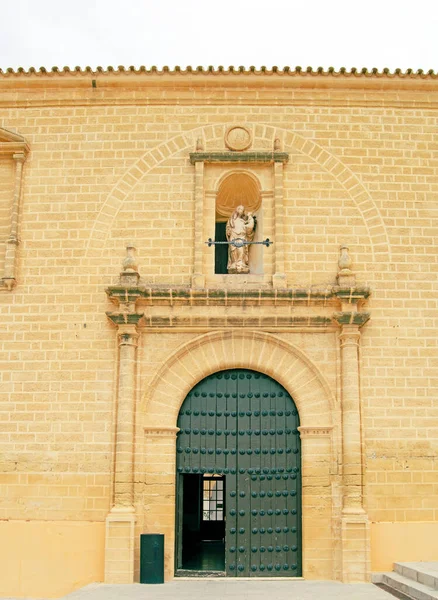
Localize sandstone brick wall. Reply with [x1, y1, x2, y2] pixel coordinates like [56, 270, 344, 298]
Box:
[0, 74, 437, 593]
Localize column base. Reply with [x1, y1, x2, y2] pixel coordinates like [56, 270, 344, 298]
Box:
[104, 510, 136, 583]
[341, 513, 370, 583]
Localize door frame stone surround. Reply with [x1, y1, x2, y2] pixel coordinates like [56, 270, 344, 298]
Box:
[104, 260, 371, 583]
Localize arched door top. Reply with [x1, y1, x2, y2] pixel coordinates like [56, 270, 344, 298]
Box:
[142, 330, 334, 429]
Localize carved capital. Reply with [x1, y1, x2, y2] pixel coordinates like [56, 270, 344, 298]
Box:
[117, 324, 140, 347]
[12, 152, 26, 163]
[339, 325, 361, 347]
[118, 333, 138, 347]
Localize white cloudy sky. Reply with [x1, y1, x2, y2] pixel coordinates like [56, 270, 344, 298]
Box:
[0, 0, 437, 71]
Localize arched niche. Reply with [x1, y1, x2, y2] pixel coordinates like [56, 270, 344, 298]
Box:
[214, 171, 264, 275]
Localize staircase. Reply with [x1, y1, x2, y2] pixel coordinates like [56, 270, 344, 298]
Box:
[374, 562, 438, 600]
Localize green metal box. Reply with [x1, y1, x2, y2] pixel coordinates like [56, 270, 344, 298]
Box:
[140, 534, 164, 584]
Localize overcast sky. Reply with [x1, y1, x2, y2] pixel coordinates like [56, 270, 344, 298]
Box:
[1, 0, 437, 71]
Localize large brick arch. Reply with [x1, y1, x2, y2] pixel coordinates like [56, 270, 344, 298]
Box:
[86, 122, 391, 262]
[141, 330, 335, 429]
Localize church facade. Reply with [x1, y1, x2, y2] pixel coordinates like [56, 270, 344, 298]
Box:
[0, 66, 437, 598]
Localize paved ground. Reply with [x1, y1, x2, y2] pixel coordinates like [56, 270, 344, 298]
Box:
[48, 580, 395, 600]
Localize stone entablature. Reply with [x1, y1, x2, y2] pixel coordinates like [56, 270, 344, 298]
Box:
[106, 279, 370, 331]
[106, 283, 370, 306]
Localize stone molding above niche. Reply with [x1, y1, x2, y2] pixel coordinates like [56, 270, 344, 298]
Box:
[189, 151, 289, 164]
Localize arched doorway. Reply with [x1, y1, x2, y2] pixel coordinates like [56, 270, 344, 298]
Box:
[175, 369, 301, 577]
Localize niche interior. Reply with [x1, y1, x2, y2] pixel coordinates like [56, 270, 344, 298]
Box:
[214, 171, 263, 275]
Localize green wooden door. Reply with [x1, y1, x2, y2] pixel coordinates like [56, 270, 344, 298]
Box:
[176, 369, 301, 577]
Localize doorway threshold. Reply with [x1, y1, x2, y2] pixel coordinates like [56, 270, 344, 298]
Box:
[175, 570, 226, 578]
[175, 575, 305, 581]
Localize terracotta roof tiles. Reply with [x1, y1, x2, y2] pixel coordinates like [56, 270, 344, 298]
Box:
[0, 65, 436, 78]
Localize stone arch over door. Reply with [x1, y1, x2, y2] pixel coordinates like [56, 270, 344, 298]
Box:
[142, 330, 334, 428]
[141, 330, 338, 581]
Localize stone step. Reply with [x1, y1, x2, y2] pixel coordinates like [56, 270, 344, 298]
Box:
[381, 572, 438, 600]
[395, 563, 438, 591]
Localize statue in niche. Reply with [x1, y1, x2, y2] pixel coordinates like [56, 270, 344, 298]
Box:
[226, 205, 256, 274]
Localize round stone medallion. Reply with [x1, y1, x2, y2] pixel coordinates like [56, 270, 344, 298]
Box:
[225, 125, 252, 151]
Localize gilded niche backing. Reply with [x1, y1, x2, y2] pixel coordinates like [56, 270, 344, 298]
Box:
[216, 172, 261, 220]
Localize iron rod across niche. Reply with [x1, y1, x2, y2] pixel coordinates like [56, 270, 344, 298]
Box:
[206, 237, 273, 248]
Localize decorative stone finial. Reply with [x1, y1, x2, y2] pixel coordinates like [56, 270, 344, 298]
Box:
[120, 245, 140, 286]
[338, 245, 352, 273]
[196, 137, 204, 152]
[274, 137, 281, 151]
[122, 245, 138, 272]
[337, 245, 356, 287]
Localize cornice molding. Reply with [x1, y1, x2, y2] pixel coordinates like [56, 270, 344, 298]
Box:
[333, 312, 371, 327]
[0, 127, 30, 156]
[106, 285, 370, 307]
[190, 152, 289, 164]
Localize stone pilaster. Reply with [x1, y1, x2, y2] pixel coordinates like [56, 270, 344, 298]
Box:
[104, 323, 139, 583]
[339, 325, 363, 513]
[337, 323, 370, 582]
[104, 249, 145, 583]
[114, 326, 139, 509]
[192, 160, 205, 288]
[3, 152, 26, 290]
[272, 160, 286, 288]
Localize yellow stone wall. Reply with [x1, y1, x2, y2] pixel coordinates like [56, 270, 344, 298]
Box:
[0, 520, 104, 598]
[0, 72, 437, 596]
